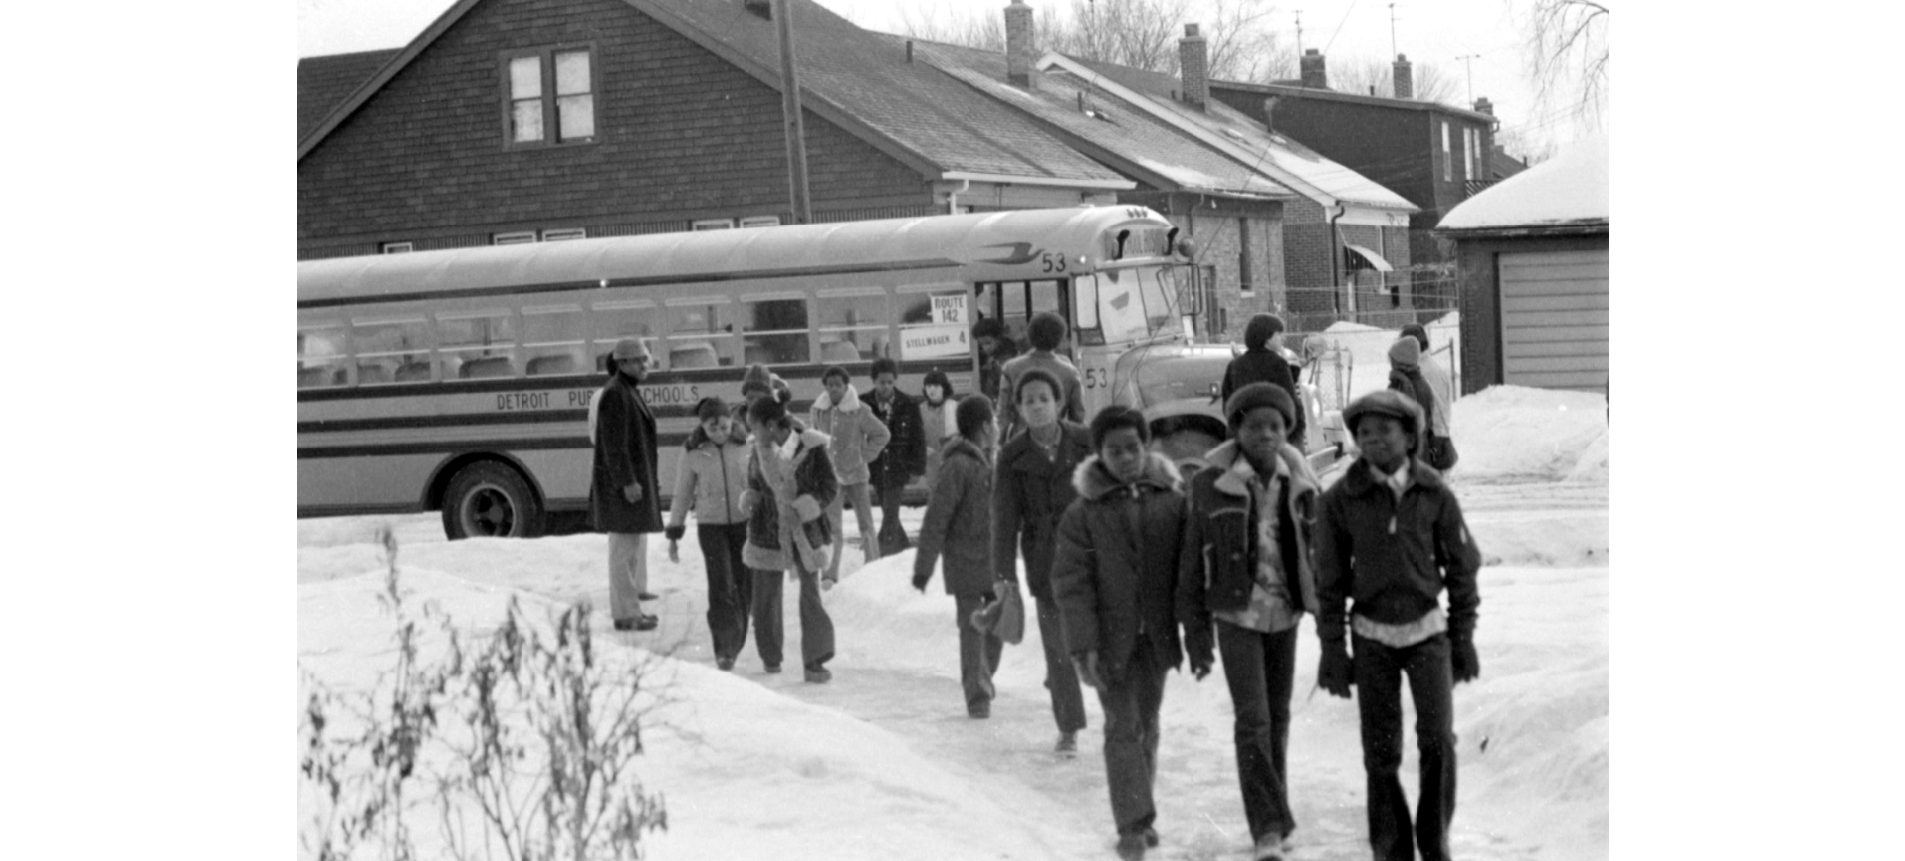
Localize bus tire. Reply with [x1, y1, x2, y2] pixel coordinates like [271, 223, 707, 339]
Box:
[442, 461, 544, 540]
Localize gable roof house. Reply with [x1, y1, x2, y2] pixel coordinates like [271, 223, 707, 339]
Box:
[1207, 51, 1511, 322]
[296, 0, 1133, 260]
[1034, 44, 1418, 332]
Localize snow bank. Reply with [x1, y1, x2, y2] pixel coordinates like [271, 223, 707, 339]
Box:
[1452, 386, 1609, 483]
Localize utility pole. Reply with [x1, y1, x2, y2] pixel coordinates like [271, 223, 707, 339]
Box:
[1294, 10, 1303, 56]
[1456, 53, 1480, 104]
[774, 0, 813, 224]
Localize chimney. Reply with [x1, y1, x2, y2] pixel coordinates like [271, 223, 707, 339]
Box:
[1392, 53, 1413, 100]
[1473, 97, 1494, 116]
[1006, 0, 1034, 87]
[1179, 24, 1209, 110]
[743, 0, 770, 20]
[1299, 48, 1328, 89]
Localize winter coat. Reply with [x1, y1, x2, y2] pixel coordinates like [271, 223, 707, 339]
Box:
[1178, 440, 1321, 630]
[999, 350, 1087, 436]
[991, 421, 1093, 601]
[590, 372, 663, 534]
[1312, 458, 1482, 643]
[978, 339, 1019, 403]
[740, 428, 841, 573]
[810, 383, 890, 486]
[664, 421, 752, 539]
[1222, 349, 1307, 446]
[1049, 451, 1188, 685]
[913, 437, 996, 597]
[1418, 356, 1455, 439]
[864, 388, 926, 492]
[1387, 365, 1436, 450]
[920, 395, 959, 490]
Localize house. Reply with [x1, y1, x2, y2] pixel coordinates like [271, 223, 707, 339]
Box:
[1207, 51, 1508, 316]
[1021, 38, 1418, 334]
[1436, 134, 1608, 396]
[296, 0, 1134, 260]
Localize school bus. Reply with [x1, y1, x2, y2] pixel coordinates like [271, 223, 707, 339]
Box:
[298, 206, 1240, 538]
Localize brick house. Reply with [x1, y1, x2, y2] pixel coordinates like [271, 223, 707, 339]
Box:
[1050, 48, 1418, 335]
[1208, 51, 1510, 323]
[297, 0, 1134, 261]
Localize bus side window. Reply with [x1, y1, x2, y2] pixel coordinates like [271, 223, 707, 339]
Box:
[351, 318, 430, 386]
[815, 293, 888, 362]
[297, 324, 348, 389]
[439, 312, 518, 381]
[523, 306, 587, 377]
[741, 297, 810, 366]
[661, 302, 732, 369]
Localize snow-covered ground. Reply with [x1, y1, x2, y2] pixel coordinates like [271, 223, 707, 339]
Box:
[299, 379, 1609, 861]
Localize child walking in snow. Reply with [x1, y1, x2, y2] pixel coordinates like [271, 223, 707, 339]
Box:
[1050, 405, 1190, 861]
[665, 397, 757, 672]
[1313, 389, 1483, 861]
[911, 395, 1003, 718]
[741, 395, 840, 684]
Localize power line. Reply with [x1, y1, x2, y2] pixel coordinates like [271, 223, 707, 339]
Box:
[1323, 0, 1360, 55]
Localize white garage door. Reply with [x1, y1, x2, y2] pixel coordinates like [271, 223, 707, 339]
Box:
[1499, 248, 1608, 394]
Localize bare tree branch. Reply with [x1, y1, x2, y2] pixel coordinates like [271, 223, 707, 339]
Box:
[1522, 0, 1609, 128]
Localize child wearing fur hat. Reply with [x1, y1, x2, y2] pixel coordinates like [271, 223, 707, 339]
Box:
[1177, 383, 1321, 861]
[1050, 405, 1190, 861]
[1313, 390, 1483, 861]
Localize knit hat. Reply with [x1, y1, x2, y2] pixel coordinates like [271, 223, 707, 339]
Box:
[1399, 323, 1430, 352]
[1342, 389, 1423, 448]
[740, 363, 774, 399]
[611, 338, 649, 360]
[1243, 313, 1285, 351]
[1089, 404, 1150, 449]
[1224, 382, 1296, 431]
[1388, 336, 1420, 368]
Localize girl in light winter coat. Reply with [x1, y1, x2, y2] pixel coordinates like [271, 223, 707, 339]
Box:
[666, 397, 757, 672]
[919, 369, 960, 491]
[809, 365, 890, 582]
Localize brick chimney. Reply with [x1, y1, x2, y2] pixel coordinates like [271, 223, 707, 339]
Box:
[1473, 97, 1494, 115]
[1179, 24, 1209, 110]
[1392, 54, 1413, 100]
[1006, 0, 1034, 87]
[1299, 49, 1328, 89]
[743, 0, 770, 20]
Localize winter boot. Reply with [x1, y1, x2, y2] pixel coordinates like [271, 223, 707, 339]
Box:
[1055, 731, 1078, 756]
[1115, 832, 1147, 861]
[1251, 833, 1286, 860]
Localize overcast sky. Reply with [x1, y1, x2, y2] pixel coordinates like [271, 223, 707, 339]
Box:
[296, 0, 1599, 153]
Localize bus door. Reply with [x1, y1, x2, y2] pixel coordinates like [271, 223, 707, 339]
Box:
[974, 279, 1070, 355]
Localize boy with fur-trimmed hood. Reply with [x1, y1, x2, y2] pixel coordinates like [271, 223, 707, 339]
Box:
[741, 395, 841, 684]
[1313, 389, 1482, 861]
[1178, 383, 1320, 861]
[1050, 406, 1189, 861]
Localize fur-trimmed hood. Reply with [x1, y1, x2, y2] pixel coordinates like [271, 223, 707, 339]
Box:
[1203, 439, 1319, 500]
[1071, 450, 1184, 501]
[811, 383, 863, 413]
[684, 420, 750, 451]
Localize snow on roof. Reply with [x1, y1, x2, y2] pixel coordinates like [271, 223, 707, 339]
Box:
[1439, 133, 1607, 231]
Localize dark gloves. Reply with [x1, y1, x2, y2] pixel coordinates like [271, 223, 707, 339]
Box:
[1318, 638, 1354, 698]
[1184, 623, 1215, 681]
[911, 558, 933, 593]
[663, 525, 686, 542]
[1451, 636, 1480, 684]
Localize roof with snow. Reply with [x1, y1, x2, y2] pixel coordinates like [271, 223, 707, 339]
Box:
[295, 0, 1129, 188]
[893, 37, 1295, 201]
[1055, 56, 1416, 212]
[1439, 134, 1608, 234]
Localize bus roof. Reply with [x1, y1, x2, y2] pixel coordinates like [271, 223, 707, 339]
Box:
[298, 207, 1178, 307]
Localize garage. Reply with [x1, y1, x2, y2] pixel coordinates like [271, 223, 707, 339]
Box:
[1499, 249, 1608, 393]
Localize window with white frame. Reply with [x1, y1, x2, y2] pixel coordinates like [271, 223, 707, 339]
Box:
[1441, 121, 1452, 182]
[739, 216, 781, 228]
[503, 46, 596, 147]
[591, 301, 660, 371]
[541, 228, 587, 241]
[740, 295, 811, 366]
[493, 231, 537, 245]
[663, 298, 735, 369]
[381, 241, 414, 254]
[1462, 128, 1474, 181]
[815, 291, 888, 362]
[521, 306, 588, 376]
[692, 219, 735, 231]
[438, 311, 518, 380]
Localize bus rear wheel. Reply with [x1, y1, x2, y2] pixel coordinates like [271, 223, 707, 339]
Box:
[442, 461, 545, 540]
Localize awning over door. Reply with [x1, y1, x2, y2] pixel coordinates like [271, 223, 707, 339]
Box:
[1343, 243, 1394, 272]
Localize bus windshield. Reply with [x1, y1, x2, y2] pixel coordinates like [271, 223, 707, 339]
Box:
[1089, 265, 1183, 345]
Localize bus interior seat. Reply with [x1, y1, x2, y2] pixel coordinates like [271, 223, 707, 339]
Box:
[458, 356, 517, 379]
[526, 354, 578, 376]
[742, 344, 769, 367]
[355, 364, 392, 385]
[297, 367, 331, 388]
[671, 343, 719, 370]
[395, 362, 434, 382]
[820, 340, 861, 363]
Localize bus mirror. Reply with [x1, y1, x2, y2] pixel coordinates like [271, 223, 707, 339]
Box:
[1114, 229, 1130, 261]
[1166, 227, 1181, 256]
[1174, 236, 1195, 259]
[1075, 275, 1100, 331]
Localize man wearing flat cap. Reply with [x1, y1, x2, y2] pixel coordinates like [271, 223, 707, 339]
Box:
[592, 338, 663, 631]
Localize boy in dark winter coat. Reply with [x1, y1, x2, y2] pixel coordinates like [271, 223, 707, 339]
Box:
[992, 368, 1093, 754]
[1179, 384, 1321, 861]
[912, 395, 1002, 718]
[1385, 338, 1438, 464]
[999, 311, 1087, 439]
[1051, 405, 1189, 861]
[1222, 314, 1307, 451]
[666, 397, 756, 671]
[1313, 390, 1483, 861]
[741, 396, 841, 684]
[865, 357, 926, 555]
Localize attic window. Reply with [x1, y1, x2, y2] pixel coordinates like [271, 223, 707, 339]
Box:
[502, 46, 597, 148]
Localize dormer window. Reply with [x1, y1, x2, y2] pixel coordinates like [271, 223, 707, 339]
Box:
[502, 46, 597, 147]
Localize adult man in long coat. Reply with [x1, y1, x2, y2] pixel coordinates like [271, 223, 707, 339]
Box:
[592, 338, 664, 631]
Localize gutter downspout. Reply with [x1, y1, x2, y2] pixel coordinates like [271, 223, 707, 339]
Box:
[948, 179, 971, 215]
[1326, 203, 1345, 315]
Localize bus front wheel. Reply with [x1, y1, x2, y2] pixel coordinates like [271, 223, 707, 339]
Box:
[442, 461, 545, 540]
